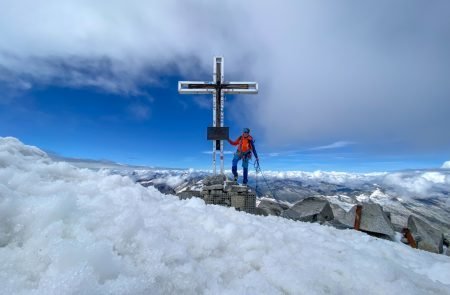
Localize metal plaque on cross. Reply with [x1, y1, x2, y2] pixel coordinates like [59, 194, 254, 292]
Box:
[178, 56, 258, 175]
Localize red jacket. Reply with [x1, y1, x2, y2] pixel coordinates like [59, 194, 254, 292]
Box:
[228, 135, 258, 158]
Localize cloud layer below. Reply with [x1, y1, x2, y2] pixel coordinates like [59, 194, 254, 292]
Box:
[1, 0, 450, 152]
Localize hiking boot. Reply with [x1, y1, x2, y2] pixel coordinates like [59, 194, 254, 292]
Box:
[233, 176, 238, 181]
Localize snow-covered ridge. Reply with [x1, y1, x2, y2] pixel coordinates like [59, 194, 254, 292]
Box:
[1, 137, 450, 294]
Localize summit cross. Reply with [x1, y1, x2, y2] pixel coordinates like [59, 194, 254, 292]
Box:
[178, 56, 258, 175]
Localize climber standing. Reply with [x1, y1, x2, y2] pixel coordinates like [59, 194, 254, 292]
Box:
[228, 128, 259, 185]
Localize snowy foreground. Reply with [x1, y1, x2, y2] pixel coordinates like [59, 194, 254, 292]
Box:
[1, 137, 450, 294]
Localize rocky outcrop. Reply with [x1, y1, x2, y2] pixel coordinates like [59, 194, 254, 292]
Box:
[407, 215, 444, 254]
[257, 199, 289, 216]
[177, 190, 202, 200]
[202, 174, 226, 186]
[200, 176, 256, 214]
[342, 203, 396, 240]
[282, 197, 334, 224]
[153, 183, 176, 195]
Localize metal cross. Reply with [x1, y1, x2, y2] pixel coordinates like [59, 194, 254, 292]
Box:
[178, 56, 258, 175]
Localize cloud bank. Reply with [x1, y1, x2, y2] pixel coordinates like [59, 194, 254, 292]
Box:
[1, 0, 450, 153]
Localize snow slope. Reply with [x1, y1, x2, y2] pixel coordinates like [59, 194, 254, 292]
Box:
[1, 137, 449, 294]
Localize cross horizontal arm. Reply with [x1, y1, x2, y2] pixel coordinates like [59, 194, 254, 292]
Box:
[222, 82, 258, 94]
[178, 81, 216, 94]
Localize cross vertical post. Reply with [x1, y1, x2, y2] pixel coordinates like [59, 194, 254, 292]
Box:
[178, 56, 258, 175]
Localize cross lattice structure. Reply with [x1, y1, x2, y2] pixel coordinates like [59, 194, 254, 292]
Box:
[178, 56, 258, 175]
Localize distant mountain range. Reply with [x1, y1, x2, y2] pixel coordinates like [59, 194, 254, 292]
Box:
[114, 167, 450, 236]
[54, 155, 450, 236]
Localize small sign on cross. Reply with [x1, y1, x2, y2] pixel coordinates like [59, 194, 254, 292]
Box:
[178, 56, 258, 175]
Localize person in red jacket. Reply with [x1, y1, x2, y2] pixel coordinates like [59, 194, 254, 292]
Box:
[227, 128, 259, 184]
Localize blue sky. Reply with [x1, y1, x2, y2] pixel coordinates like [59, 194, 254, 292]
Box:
[1, 1, 449, 172]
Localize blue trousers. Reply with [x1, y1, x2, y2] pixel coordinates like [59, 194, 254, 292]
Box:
[232, 152, 250, 184]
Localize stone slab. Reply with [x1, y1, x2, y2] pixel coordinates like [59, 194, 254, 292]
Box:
[230, 185, 249, 193]
[257, 199, 289, 216]
[203, 184, 224, 191]
[231, 193, 256, 214]
[202, 175, 226, 186]
[282, 197, 334, 224]
[342, 203, 395, 240]
[177, 190, 202, 200]
[408, 215, 444, 254]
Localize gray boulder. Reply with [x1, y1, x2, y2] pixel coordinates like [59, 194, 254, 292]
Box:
[342, 203, 395, 240]
[324, 204, 353, 230]
[202, 175, 226, 186]
[203, 184, 224, 190]
[231, 192, 256, 214]
[330, 203, 347, 222]
[153, 183, 176, 195]
[229, 185, 249, 193]
[257, 199, 289, 216]
[177, 190, 202, 200]
[255, 207, 268, 216]
[224, 180, 238, 191]
[407, 215, 444, 254]
[281, 197, 334, 223]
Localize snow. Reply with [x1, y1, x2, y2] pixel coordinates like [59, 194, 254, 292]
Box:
[1, 137, 450, 294]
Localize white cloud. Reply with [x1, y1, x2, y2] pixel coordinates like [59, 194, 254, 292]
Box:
[1, 1, 450, 151]
[309, 141, 355, 151]
[442, 161, 450, 169]
[152, 174, 186, 188]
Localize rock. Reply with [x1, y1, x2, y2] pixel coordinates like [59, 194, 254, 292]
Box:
[323, 219, 353, 230]
[325, 204, 353, 230]
[443, 233, 450, 247]
[329, 203, 347, 222]
[281, 197, 334, 224]
[255, 207, 268, 216]
[392, 223, 405, 233]
[203, 184, 224, 190]
[204, 195, 221, 205]
[200, 176, 256, 214]
[225, 180, 238, 186]
[153, 183, 176, 195]
[342, 203, 396, 240]
[202, 175, 226, 186]
[177, 190, 202, 200]
[257, 199, 289, 216]
[230, 185, 249, 193]
[231, 192, 256, 214]
[224, 180, 238, 191]
[446, 247, 450, 257]
[407, 215, 444, 254]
